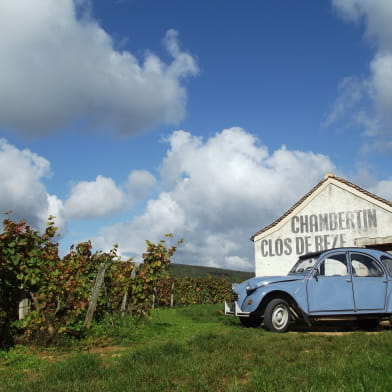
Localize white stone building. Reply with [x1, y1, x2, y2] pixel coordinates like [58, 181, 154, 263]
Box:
[251, 173, 392, 277]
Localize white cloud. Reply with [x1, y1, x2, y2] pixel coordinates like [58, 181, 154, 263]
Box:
[64, 175, 127, 219]
[64, 169, 156, 220]
[369, 178, 392, 201]
[370, 53, 392, 127]
[96, 128, 335, 271]
[224, 255, 251, 271]
[127, 170, 156, 204]
[332, 0, 392, 50]
[323, 77, 368, 127]
[0, 139, 64, 230]
[329, 1, 392, 145]
[43, 194, 66, 233]
[0, 0, 198, 136]
[0, 138, 157, 233]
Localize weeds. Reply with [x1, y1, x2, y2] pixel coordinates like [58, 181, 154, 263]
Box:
[0, 346, 40, 368]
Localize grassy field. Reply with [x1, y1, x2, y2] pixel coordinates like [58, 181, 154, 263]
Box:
[1, 304, 392, 392]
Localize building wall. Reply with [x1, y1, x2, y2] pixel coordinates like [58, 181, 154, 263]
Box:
[253, 183, 392, 276]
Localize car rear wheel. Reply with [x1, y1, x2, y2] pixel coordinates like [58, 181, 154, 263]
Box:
[264, 298, 291, 333]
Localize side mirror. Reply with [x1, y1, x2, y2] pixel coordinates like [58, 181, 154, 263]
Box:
[312, 268, 319, 281]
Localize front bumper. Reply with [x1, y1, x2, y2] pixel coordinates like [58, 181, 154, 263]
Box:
[224, 301, 250, 317]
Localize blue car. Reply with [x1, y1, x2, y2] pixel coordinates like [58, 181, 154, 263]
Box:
[225, 247, 392, 332]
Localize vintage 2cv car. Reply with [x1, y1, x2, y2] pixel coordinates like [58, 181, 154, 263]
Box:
[225, 247, 392, 332]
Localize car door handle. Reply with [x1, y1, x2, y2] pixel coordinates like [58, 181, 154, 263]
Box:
[346, 279, 352, 283]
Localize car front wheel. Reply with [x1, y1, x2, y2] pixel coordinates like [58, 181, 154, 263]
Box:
[263, 298, 291, 333]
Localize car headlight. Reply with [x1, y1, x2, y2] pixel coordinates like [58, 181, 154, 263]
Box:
[246, 282, 256, 295]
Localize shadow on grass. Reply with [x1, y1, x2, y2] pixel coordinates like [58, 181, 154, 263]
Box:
[230, 316, 392, 333]
[289, 319, 392, 333]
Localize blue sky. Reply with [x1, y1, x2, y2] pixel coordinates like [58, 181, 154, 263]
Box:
[1, 0, 392, 271]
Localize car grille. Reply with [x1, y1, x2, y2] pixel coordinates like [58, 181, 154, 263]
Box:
[231, 292, 239, 302]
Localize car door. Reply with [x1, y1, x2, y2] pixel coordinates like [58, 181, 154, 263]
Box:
[350, 252, 387, 311]
[307, 252, 355, 313]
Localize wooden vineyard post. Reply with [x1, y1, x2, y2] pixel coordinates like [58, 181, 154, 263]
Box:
[18, 297, 29, 320]
[18, 285, 30, 320]
[120, 292, 128, 317]
[120, 262, 141, 317]
[152, 287, 157, 309]
[84, 263, 106, 329]
[170, 281, 175, 308]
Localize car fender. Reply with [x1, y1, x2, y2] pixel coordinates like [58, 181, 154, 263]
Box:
[240, 280, 308, 315]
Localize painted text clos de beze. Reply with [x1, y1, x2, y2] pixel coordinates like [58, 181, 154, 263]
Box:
[260, 209, 377, 257]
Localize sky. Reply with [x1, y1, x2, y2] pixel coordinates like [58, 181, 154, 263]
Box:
[1, 0, 392, 272]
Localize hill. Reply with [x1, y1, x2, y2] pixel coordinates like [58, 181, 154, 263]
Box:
[168, 263, 254, 282]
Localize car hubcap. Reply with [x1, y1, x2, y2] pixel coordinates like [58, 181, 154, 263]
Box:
[272, 305, 289, 330]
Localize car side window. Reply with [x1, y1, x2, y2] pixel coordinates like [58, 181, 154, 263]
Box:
[318, 253, 348, 276]
[350, 253, 384, 277]
[381, 256, 392, 276]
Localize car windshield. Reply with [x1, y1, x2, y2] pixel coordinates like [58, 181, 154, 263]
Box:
[289, 256, 318, 274]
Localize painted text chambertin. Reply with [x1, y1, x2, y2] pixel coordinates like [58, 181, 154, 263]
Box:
[261, 208, 377, 257]
[252, 174, 392, 276]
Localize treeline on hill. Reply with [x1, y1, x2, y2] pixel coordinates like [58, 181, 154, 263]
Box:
[0, 215, 233, 347]
[169, 263, 254, 282]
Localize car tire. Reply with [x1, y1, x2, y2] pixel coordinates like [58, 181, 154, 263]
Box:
[240, 316, 262, 328]
[264, 298, 291, 333]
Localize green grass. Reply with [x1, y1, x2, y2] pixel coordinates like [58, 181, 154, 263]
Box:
[2, 305, 392, 391]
